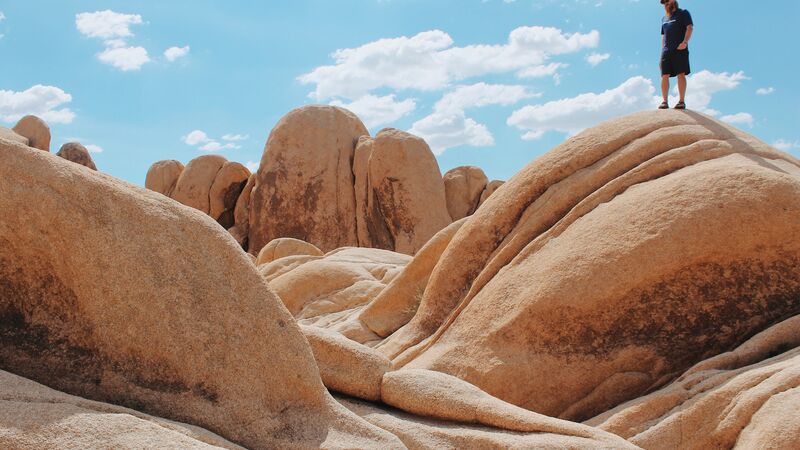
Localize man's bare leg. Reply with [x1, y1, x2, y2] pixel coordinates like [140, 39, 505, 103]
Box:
[677, 73, 687, 103]
[661, 75, 670, 102]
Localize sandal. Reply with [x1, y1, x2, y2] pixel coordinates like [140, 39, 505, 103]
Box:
[658, 101, 669, 110]
[674, 101, 686, 110]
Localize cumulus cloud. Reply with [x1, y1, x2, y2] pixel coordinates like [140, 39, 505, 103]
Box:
[410, 83, 537, 153]
[0, 85, 76, 124]
[330, 94, 416, 128]
[299, 26, 598, 100]
[85, 144, 104, 153]
[183, 130, 209, 145]
[586, 52, 610, 66]
[720, 112, 754, 127]
[669, 70, 748, 115]
[222, 133, 249, 141]
[756, 87, 775, 95]
[183, 129, 242, 152]
[245, 161, 260, 172]
[164, 45, 190, 62]
[97, 45, 150, 71]
[507, 76, 656, 140]
[75, 10, 142, 40]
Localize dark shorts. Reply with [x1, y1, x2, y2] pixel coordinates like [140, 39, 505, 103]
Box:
[660, 49, 690, 77]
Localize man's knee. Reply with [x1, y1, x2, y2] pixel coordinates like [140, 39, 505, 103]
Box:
[677, 73, 686, 79]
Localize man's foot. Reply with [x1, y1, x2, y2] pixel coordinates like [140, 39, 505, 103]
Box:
[674, 101, 686, 110]
[658, 101, 669, 109]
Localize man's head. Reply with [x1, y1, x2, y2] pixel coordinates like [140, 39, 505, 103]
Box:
[661, 0, 679, 14]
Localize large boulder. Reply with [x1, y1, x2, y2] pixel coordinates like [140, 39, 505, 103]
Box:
[364, 129, 452, 255]
[145, 159, 185, 198]
[443, 166, 488, 220]
[248, 105, 368, 254]
[377, 110, 800, 421]
[209, 161, 250, 229]
[228, 174, 255, 249]
[256, 237, 324, 266]
[0, 370, 238, 449]
[12, 115, 50, 152]
[588, 315, 800, 449]
[477, 179, 504, 209]
[0, 139, 402, 449]
[171, 154, 227, 215]
[0, 126, 28, 146]
[57, 142, 97, 170]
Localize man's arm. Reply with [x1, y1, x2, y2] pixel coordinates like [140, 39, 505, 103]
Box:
[677, 25, 693, 50]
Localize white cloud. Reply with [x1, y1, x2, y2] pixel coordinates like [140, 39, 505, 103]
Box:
[97, 45, 150, 71]
[75, 10, 143, 40]
[246, 161, 260, 172]
[669, 70, 748, 115]
[330, 94, 417, 128]
[222, 133, 249, 141]
[507, 76, 656, 140]
[0, 12, 5, 21]
[410, 83, 537, 153]
[199, 141, 239, 152]
[773, 139, 799, 152]
[410, 111, 493, 155]
[85, 144, 104, 153]
[756, 87, 775, 95]
[720, 112, 754, 127]
[586, 52, 610, 66]
[183, 130, 209, 146]
[0, 85, 76, 124]
[516, 62, 567, 79]
[164, 45, 190, 62]
[299, 26, 598, 100]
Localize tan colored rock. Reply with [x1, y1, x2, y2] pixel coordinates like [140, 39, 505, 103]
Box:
[354, 135, 375, 248]
[171, 154, 227, 215]
[588, 315, 800, 449]
[366, 128, 452, 255]
[0, 126, 28, 146]
[0, 370, 240, 449]
[443, 166, 488, 220]
[359, 218, 467, 338]
[302, 325, 392, 402]
[209, 161, 250, 229]
[56, 142, 97, 170]
[0, 140, 403, 449]
[12, 115, 50, 151]
[249, 105, 367, 255]
[256, 237, 324, 266]
[145, 159, 185, 197]
[477, 179, 504, 208]
[378, 110, 800, 421]
[340, 394, 635, 450]
[229, 173, 256, 249]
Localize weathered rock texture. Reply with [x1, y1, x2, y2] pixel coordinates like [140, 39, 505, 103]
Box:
[477, 179, 504, 208]
[0, 139, 401, 449]
[0, 126, 28, 146]
[145, 159, 184, 197]
[443, 165, 488, 220]
[588, 315, 800, 449]
[380, 110, 800, 422]
[149, 156, 250, 231]
[256, 237, 324, 266]
[12, 115, 50, 152]
[0, 370, 240, 449]
[362, 129, 452, 254]
[57, 142, 97, 170]
[248, 105, 368, 254]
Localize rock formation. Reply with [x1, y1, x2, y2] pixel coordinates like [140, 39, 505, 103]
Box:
[443, 166, 488, 220]
[57, 142, 97, 170]
[12, 115, 50, 152]
[145, 159, 184, 197]
[477, 179, 504, 208]
[361, 129, 453, 254]
[256, 237, 324, 266]
[147, 155, 250, 231]
[248, 105, 367, 254]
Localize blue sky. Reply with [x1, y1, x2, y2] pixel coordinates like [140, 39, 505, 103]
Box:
[1, 0, 797, 185]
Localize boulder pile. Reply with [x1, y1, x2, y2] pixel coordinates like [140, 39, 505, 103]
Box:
[3, 109, 800, 449]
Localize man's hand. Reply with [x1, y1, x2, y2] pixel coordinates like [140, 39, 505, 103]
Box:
[677, 41, 688, 50]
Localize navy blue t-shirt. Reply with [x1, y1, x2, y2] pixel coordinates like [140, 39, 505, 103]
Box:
[662, 9, 693, 52]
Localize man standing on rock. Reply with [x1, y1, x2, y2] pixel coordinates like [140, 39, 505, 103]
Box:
[658, 0, 693, 109]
